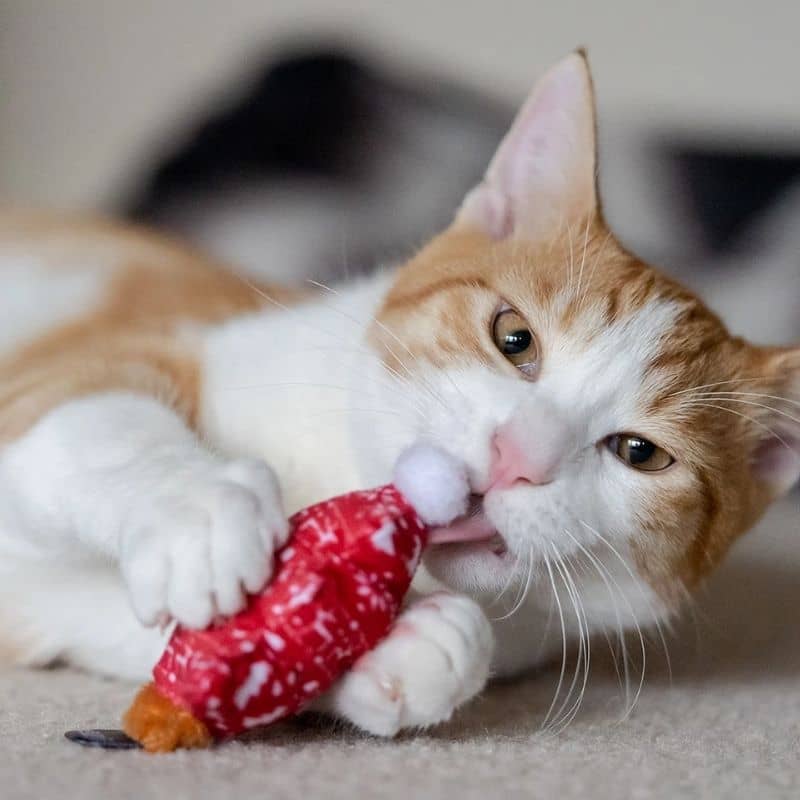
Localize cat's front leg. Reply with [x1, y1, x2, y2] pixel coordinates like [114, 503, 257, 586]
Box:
[1, 392, 288, 646]
[119, 451, 288, 630]
[317, 592, 494, 735]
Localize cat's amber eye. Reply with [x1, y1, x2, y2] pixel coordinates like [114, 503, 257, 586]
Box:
[492, 308, 539, 378]
[607, 434, 674, 472]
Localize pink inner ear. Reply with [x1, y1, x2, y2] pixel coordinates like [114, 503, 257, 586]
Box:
[455, 53, 596, 242]
[460, 184, 514, 240]
[752, 432, 800, 495]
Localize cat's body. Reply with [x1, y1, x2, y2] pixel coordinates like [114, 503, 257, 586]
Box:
[1, 55, 797, 735]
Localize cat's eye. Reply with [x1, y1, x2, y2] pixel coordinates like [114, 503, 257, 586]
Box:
[607, 434, 674, 472]
[492, 308, 539, 378]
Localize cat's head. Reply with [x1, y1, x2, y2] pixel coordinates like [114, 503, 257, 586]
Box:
[364, 53, 800, 613]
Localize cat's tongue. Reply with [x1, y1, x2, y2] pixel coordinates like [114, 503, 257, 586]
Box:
[428, 514, 496, 545]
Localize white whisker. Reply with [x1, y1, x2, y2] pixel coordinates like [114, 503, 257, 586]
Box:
[541, 553, 569, 730]
[547, 548, 586, 730]
[580, 229, 613, 309]
[688, 390, 800, 410]
[489, 548, 525, 610]
[684, 395, 800, 428]
[578, 521, 655, 717]
[306, 278, 459, 413]
[573, 215, 592, 305]
[561, 528, 631, 712]
[682, 401, 798, 456]
[667, 376, 777, 399]
[493, 545, 535, 622]
[550, 549, 591, 731]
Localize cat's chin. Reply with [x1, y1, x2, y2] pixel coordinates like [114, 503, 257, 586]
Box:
[422, 534, 515, 594]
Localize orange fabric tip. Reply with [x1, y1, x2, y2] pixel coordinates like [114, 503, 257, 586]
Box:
[122, 683, 212, 753]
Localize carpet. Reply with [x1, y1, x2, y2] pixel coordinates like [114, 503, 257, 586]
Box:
[2, 498, 798, 800]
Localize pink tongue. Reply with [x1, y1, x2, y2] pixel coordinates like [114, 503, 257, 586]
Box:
[428, 515, 496, 545]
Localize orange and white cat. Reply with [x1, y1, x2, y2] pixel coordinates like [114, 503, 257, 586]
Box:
[0, 53, 797, 735]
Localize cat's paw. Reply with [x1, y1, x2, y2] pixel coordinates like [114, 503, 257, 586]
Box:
[120, 458, 288, 629]
[326, 593, 494, 736]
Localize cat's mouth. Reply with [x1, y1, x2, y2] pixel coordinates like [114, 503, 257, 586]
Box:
[427, 495, 507, 556]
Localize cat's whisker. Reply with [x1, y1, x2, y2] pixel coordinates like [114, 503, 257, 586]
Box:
[541, 553, 570, 731]
[547, 548, 588, 731]
[546, 551, 580, 730]
[306, 278, 458, 413]
[223, 374, 428, 425]
[302, 407, 411, 421]
[488, 548, 525, 610]
[579, 228, 613, 311]
[682, 401, 799, 456]
[565, 220, 577, 300]
[234, 276, 440, 408]
[566, 224, 575, 297]
[293, 412, 418, 443]
[499, 545, 536, 622]
[236, 278, 364, 353]
[578, 521, 654, 717]
[685, 394, 800, 425]
[561, 528, 632, 713]
[532, 585, 557, 664]
[573, 214, 592, 305]
[666, 376, 778, 399]
[569, 549, 626, 695]
[686, 390, 800, 410]
[240, 275, 447, 418]
[222, 282, 438, 422]
[552, 551, 592, 731]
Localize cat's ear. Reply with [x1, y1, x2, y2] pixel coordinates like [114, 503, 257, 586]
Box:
[749, 347, 800, 497]
[455, 50, 599, 242]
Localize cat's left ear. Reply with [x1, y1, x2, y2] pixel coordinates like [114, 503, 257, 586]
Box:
[750, 347, 800, 497]
[456, 51, 599, 242]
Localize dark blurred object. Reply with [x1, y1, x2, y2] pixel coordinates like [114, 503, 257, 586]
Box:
[128, 52, 382, 208]
[122, 44, 798, 345]
[124, 46, 511, 282]
[665, 144, 800, 253]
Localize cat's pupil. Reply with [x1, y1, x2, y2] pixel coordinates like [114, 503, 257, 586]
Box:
[627, 438, 655, 464]
[503, 330, 532, 355]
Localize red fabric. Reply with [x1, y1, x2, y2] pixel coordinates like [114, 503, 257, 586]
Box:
[152, 484, 427, 738]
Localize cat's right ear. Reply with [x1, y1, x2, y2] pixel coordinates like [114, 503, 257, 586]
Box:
[455, 51, 599, 243]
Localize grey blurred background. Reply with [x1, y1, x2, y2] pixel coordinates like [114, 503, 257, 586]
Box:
[0, 1, 797, 344]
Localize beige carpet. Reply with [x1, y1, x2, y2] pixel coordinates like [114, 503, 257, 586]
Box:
[3, 499, 798, 800]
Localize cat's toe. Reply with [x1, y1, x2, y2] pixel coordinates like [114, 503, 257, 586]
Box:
[120, 460, 287, 629]
[328, 592, 493, 735]
[220, 458, 289, 547]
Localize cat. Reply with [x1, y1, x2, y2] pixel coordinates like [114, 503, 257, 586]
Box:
[0, 52, 797, 736]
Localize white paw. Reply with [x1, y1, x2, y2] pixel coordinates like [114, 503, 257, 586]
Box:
[120, 457, 288, 629]
[329, 593, 494, 736]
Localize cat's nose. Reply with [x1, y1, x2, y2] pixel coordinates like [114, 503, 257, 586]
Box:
[486, 419, 560, 491]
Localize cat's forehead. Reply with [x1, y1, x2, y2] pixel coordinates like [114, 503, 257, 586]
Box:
[382, 225, 737, 428]
[389, 226, 728, 367]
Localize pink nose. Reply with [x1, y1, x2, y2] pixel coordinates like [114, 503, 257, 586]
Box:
[487, 424, 555, 490]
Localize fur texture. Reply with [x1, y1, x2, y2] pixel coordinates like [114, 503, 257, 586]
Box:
[0, 53, 797, 734]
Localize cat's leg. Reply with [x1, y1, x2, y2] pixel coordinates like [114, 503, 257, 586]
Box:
[0, 391, 288, 678]
[316, 592, 494, 735]
[3, 558, 171, 680]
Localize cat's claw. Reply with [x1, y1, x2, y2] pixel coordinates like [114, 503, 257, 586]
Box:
[324, 592, 494, 736]
[120, 457, 288, 629]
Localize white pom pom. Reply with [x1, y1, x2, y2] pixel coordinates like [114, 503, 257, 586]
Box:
[392, 444, 469, 526]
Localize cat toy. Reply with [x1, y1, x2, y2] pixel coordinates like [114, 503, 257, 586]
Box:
[66, 445, 468, 752]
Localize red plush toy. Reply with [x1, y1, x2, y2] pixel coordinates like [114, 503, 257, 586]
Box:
[116, 445, 468, 751]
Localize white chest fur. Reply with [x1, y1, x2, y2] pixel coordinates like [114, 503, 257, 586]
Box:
[200, 273, 396, 513]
